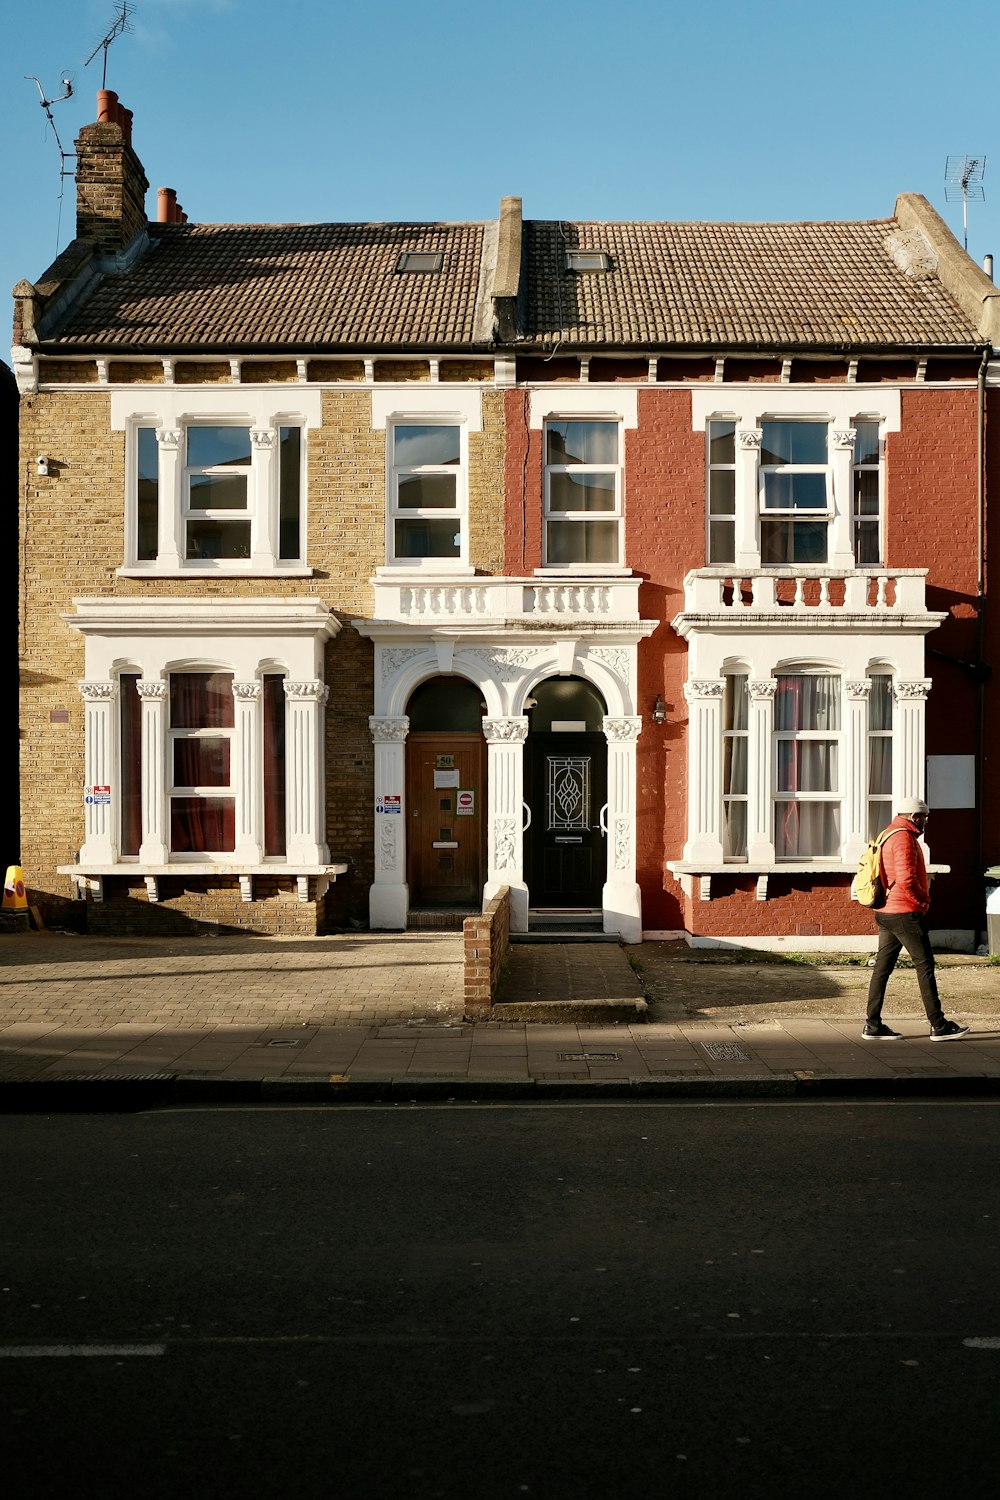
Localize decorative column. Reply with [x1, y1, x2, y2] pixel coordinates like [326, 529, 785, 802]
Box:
[79, 681, 117, 863]
[284, 680, 330, 865]
[602, 716, 643, 944]
[249, 427, 277, 569]
[843, 679, 872, 863]
[483, 717, 529, 933]
[894, 679, 931, 805]
[682, 680, 725, 864]
[746, 680, 777, 864]
[369, 716, 409, 930]
[829, 427, 858, 570]
[138, 679, 168, 864]
[155, 428, 183, 568]
[232, 680, 263, 863]
[735, 427, 762, 569]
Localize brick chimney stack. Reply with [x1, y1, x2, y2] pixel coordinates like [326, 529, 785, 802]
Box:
[74, 90, 149, 254]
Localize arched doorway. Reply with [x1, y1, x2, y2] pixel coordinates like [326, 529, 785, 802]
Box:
[405, 676, 486, 908]
[525, 677, 608, 909]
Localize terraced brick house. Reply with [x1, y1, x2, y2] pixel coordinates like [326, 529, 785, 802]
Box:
[12, 92, 1000, 947]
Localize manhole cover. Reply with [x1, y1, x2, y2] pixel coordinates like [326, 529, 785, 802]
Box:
[702, 1042, 750, 1061]
[558, 1052, 620, 1062]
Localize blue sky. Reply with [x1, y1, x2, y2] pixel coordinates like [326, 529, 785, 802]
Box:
[4, 0, 998, 332]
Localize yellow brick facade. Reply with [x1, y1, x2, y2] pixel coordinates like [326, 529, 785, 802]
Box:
[19, 372, 506, 932]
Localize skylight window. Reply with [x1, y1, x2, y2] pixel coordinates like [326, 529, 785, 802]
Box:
[565, 249, 612, 272]
[396, 251, 444, 273]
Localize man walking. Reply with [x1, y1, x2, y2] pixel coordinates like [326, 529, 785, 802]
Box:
[863, 797, 969, 1040]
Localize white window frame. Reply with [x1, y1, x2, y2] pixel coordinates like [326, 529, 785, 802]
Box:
[722, 670, 749, 859]
[772, 670, 842, 861]
[112, 389, 321, 577]
[690, 389, 900, 573]
[758, 420, 833, 566]
[386, 418, 468, 569]
[707, 419, 737, 564]
[166, 669, 237, 860]
[852, 420, 884, 566]
[542, 417, 623, 571]
[867, 670, 893, 840]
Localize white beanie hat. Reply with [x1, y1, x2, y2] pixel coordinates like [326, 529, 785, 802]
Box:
[896, 797, 929, 816]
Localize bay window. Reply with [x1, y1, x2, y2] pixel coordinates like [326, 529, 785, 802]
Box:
[868, 672, 893, 839]
[168, 672, 236, 854]
[774, 673, 841, 858]
[722, 672, 749, 857]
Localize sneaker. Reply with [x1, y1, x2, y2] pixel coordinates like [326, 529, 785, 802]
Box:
[862, 1022, 902, 1039]
[930, 1020, 970, 1040]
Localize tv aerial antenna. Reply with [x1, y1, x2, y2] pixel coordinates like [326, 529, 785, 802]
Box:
[944, 154, 986, 251]
[84, 2, 135, 89]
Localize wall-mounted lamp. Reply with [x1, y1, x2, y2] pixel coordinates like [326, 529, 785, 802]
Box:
[36, 455, 50, 477]
[651, 694, 667, 725]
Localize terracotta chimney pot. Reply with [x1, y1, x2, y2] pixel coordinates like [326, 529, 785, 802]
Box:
[96, 89, 119, 123]
[157, 187, 177, 223]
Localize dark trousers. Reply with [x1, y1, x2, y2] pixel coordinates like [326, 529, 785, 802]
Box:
[866, 911, 943, 1025]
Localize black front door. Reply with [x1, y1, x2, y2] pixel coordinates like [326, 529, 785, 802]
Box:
[526, 732, 607, 906]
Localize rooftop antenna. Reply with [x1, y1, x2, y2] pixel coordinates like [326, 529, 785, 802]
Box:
[25, 74, 76, 249]
[84, 2, 135, 89]
[945, 154, 987, 251]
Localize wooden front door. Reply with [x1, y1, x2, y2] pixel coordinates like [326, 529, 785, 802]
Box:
[406, 733, 485, 906]
[526, 732, 607, 906]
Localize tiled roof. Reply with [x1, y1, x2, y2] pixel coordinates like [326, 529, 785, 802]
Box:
[523, 219, 981, 347]
[49, 221, 488, 350]
[44, 212, 983, 352]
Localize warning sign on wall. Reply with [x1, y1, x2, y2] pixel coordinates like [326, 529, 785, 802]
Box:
[376, 794, 401, 815]
[84, 785, 111, 806]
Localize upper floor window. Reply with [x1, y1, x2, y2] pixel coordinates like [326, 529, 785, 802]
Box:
[544, 419, 622, 567]
[759, 421, 830, 565]
[708, 420, 736, 564]
[115, 388, 320, 576]
[853, 421, 882, 565]
[388, 422, 464, 563]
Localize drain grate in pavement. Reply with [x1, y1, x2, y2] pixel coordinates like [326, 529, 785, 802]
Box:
[558, 1051, 620, 1062]
[702, 1042, 750, 1061]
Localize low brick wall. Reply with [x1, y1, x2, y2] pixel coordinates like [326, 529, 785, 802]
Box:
[463, 886, 510, 1016]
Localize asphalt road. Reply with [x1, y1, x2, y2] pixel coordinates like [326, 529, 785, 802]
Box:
[4, 1101, 1000, 1498]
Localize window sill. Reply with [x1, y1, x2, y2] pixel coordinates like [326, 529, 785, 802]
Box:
[58, 861, 348, 905]
[533, 565, 634, 577]
[666, 858, 950, 903]
[117, 565, 315, 579]
[375, 563, 475, 577]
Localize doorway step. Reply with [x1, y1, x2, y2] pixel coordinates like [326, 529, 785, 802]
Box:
[407, 908, 478, 932]
[515, 909, 620, 943]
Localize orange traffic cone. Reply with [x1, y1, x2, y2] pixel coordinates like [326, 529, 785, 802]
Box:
[3, 865, 27, 910]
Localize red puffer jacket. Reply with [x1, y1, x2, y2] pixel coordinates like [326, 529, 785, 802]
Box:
[879, 815, 930, 915]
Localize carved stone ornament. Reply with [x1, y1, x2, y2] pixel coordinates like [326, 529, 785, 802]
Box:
[379, 821, 397, 871]
[845, 680, 872, 700]
[79, 680, 117, 701]
[494, 818, 517, 871]
[894, 679, 932, 701]
[483, 717, 529, 744]
[380, 647, 426, 687]
[603, 717, 642, 742]
[589, 646, 630, 684]
[369, 716, 409, 743]
[250, 428, 276, 449]
[614, 817, 631, 870]
[284, 681, 329, 704]
[467, 646, 542, 683]
[831, 428, 858, 450]
[748, 680, 778, 700]
[136, 680, 168, 701]
[156, 428, 181, 449]
[684, 680, 726, 700]
[232, 680, 262, 701]
[738, 427, 763, 450]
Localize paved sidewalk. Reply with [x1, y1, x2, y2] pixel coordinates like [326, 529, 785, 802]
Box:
[1, 931, 999, 1105]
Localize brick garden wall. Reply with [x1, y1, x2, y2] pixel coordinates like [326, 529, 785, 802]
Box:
[463, 885, 510, 1015]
